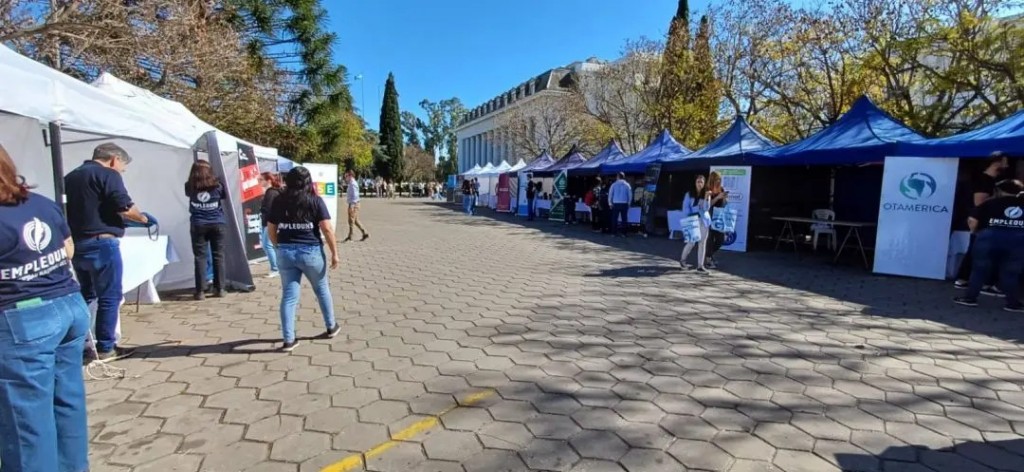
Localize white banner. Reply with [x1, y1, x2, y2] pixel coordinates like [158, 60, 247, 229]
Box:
[874, 156, 957, 280]
[709, 166, 752, 252]
[302, 163, 339, 235]
[516, 172, 532, 218]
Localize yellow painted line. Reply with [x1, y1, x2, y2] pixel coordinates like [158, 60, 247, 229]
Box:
[321, 389, 495, 472]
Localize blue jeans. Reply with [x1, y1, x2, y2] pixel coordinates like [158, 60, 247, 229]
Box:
[277, 244, 337, 343]
[205, 246, 214, 281]
[612, 203, 629, 235]
[528, 198, 536, 220]
[463, 195, 473, 215]
[0, 293, 90, 472]
[72, 238, 122, 353]
[260, 226, 279, 272]
[967, 229, 1024, 306]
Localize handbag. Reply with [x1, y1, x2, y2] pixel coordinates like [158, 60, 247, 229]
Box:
[710, 205, 738, 233]
[680, 215, 702, 242]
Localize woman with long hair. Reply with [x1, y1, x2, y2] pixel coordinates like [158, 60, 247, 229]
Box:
[0, 145, 91, 472]
[679, 175, 711, 273]
[705, 171, 730, 269]
[267, 166, 341, 351]
[184, 161, 227, 300]
[259, 172, 283, 277]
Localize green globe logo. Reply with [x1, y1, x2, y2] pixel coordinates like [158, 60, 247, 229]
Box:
[899, 172, 937, 200]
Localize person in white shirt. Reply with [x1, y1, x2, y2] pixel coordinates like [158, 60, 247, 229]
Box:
[344, 171, 370, 242]
[608, 172, 632, 237]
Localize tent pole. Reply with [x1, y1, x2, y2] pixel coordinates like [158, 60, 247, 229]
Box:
[48, 122, 66, 214]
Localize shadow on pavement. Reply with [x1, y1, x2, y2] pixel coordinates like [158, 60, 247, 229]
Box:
[835, 438, 1024, 472]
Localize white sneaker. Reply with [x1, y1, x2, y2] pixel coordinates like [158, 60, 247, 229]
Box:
[266, 272, 279, 278]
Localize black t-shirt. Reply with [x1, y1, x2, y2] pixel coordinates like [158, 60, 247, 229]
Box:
[184, 179, 227, 226]
[0, 193, 79, 311]
[268, 195, 332, 245]
[972, 173, 997, 203]
[64, 161, 134, 240]
[527, 182, 536, 199]
[971, 196, 1024, 232]
[260, 188, 281, 228]
[462, 181, 472, 195]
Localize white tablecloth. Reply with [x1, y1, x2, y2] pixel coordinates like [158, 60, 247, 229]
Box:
[535, 199, 552, 211]
[120, 233, 178, 304]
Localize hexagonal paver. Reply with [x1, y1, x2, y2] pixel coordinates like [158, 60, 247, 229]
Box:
[270, 431, 330, 463]
[441, 407, 492, 431]
[332, 423, 390, 452]
[667, 439, 734, 470]
[614, 400, 666, 423]
[753, 422, 816, 451]
[519, 439, 580, 472]
[569, 430, 628, 461]
[712, 431, 777, 461]
[359, 400, 410, 424]
[198, 441, 268, 471]
[615, 423, 674, 449]
[773, 449, 839, 472]
[620, 448, 684, 472]
[527, 414, 582, 440]
[181, 424, 244, 454]
[423, 430, 482, 462]
[464, 449, 530, 472]
[478, 421, 533, 450]
[246, 415, 305, 442]
[108, 434, 182, 467]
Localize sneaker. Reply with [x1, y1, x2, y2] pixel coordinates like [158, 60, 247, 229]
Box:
[361, 233, 370, 241]
[981, 286, 1005, 298]
[266, 272, 279, 279]
[211, 289, 224, 298]
[193, 292, 205, 301]
[679, 261, 692, 271]
[1004, 305, 1024, 313]
[96, 347, 136, 362]
[281, 340, 301, 352]
[706, 260, 718, 269]
[954, 279, 969, 289]
[953, 297, 979, 307]
[326, 324, 342, 338]
[342, 237, 353, 243]
[696, 268, 709, 275]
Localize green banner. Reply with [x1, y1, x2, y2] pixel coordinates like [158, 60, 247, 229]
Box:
[549, 170, 567, 221]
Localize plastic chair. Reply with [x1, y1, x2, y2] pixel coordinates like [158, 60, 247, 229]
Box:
[811, 209, 836, 251]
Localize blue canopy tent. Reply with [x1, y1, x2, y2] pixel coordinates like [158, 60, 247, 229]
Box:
[573, 139, 627, 176]
[534, 145, 588, 176]
[896, 109, 1024, 158]
[516, 151, 557, 173]
[603, 129, 691, 174]
[747, 95, 924, 166]
[661, 115, 776, 171]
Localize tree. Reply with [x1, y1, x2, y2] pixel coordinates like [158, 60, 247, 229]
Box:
[400, 111, 423, 147]
[574, 42, 658, 154]
[496, 92, 611, 159]
[378, 73, 404, 180]
[404, 146, 437, 182]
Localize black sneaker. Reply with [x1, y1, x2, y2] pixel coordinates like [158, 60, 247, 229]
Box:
[326, 324, 342, 338]
[953, 297, 979, 307]
[1005, 305, 1024, 313]
[981, 286, 1005, 298]
[281, 340, 301, 352]
[361, 233, 370, 241]
[194, 292, 205, 301]
[342, 237, 353, 243]
[97, 347, 136, 362]
[954, 279, 969, 289]
[211, 289, 224, 299]
[696, 268, 709, 275]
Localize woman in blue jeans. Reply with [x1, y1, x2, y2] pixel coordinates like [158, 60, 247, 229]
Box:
[267, 167, 341, 351]
[0, 146, 90, 472]
[259, 172, 283, 277]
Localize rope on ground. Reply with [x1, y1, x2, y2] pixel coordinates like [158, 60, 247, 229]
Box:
[82, 330, 128, 381]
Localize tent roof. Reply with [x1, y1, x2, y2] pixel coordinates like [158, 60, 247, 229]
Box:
[93, 73, 280, 159]
[462, 164, 482, 176]
[518, 151, 557, 172]
[897, 109, 1024, 158]
[536, 145, 588, 174]
[0, 45, 192, 149]
[689, 116, 776, 159]
[605, 129, 691, 173]
[508, 159, 527, 172]
[750, 95, 924, 165]
[481, 160, 512, 175]
[575, 140, 627, 173]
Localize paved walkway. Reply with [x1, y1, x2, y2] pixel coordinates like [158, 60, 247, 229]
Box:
[88, 199, 1024, 472]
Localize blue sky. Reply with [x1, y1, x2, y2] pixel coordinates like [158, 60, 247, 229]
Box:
[329, 0, 694, 130]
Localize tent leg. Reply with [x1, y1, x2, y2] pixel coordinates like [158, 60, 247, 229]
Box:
[48, 122, 66, 213]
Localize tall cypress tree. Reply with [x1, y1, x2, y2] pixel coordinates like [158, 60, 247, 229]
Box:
[379, 73, 404, 180]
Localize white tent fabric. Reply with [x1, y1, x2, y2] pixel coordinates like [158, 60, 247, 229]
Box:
[461, 164, 482, 176]
[480, 160, 511, 176]
[92, 73, 280, 160]
[508, 159, 527, 173]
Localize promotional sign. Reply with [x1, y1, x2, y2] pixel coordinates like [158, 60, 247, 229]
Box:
[303, 163, 340, 237]
[237, 144, 265, 262]
[642, 163, 662, 233]
[496, 174, 512, 212]
[874, 156, 957, 280]
[447, 174, 457, 202]
[549, 170, 568, 221]
[709, 166, 752, 252]
[516, 172, 532, 218]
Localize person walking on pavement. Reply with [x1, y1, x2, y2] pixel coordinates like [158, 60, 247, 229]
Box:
[184, 161, 228, 300]
[343, 170, 370, 242]
[259, 172, 283, 278]
[462, 179, 474, 215]
[267, 167, 341, 352]
[587, 177, 603, 232]
[680, 175, 711, 273]
[954, 179, 1024, 312]
[64, 143, 155, 362]
[526, 181, 537, 221]
[0, 145, 92, 472]
[608, 172, 632, 237]
[954, 152, 1010, 296]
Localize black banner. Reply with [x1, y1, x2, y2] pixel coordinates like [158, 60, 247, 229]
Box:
[237, 144, 265, 262]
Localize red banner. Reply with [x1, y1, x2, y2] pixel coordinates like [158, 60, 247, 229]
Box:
[496, 174, 512, 212]
[240, 164, 263, 202]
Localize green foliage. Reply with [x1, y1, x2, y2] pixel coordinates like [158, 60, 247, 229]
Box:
[378, 73, 404, 180]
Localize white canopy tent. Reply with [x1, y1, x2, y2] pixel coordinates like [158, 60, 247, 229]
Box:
[0, 45, 256, 292]
[508, 159, 527, 173]
[461, 164, 482, 176]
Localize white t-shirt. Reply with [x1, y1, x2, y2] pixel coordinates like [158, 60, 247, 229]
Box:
[347, 179, 360, 204]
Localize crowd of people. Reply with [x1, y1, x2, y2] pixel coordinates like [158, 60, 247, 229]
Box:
[350, 177, 445, 200]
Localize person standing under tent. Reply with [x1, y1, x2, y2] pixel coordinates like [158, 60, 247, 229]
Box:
[184, 161, 228, 300]
[462, 179, 474, 215]
[65, 143, 155, 362]
[679, 175, 711, 274]
[0, 145, 91, 472]
[259, 172, 283, 278]
[343, 170, 370, 242]
[704, 171, 730, 269]
[472, 178, 481, 209]
[267, 166, 341, 352]
[587, 177, 603, 232]
[954, 179, 1024, 312]
[608, 172, 632, 237]
[955, 152, 1010, 295]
